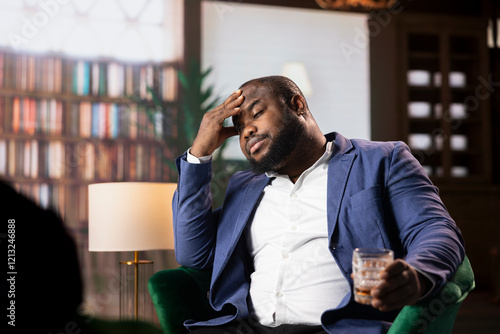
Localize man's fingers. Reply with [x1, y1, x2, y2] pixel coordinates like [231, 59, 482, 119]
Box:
[207, 90, 243, 125]
[216, 91, 244, 119]
[223, 95, 244, 112]
[223, 90, 244, 108]
[221, 126, 238, 139]
[230, 89, 242, 98]
[373, 270, 411, 297]
[370, 259, 422, 311]
[372, 286, 413, 311]
[191, 89, 244, 157]
[380, 259, 407, 280]
[375, 263, 414, 296]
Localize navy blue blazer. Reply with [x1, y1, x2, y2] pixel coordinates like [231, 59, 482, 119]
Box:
[173, 132, 465, 333]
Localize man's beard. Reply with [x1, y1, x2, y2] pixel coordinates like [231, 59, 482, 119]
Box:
[247, 111, 307, 174]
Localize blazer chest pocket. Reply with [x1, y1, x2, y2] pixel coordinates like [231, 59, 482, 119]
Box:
[342, 185, 388, 248]
[348, 185, 382, 210]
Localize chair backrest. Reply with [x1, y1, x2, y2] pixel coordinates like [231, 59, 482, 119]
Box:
[149, 266, 213, 334]
[387, 256, 474, 334]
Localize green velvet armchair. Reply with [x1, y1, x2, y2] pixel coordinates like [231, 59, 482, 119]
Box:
[148, 257, 474, 334]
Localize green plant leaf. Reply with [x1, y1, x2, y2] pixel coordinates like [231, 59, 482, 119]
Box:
[200, 67, 213, 80]
[147, 86, 162, 107]
[178, 71, 190, 90]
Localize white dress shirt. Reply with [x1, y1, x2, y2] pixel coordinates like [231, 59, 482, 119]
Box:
[245, 141, 350, 326]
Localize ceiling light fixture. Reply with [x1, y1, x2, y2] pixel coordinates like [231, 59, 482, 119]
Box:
[316, 0, 397, 10]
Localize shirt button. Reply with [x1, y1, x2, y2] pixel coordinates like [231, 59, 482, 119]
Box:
[291, 193, 298, 199]
[291, 225, 297, 231]
[276, 292, 283, 299]
[282, 253, 289, 259]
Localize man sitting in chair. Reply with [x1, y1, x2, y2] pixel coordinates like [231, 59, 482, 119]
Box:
[172, 76, 464, 333]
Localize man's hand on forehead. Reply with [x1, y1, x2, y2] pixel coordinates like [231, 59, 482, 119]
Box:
[190, 89, 245, 157]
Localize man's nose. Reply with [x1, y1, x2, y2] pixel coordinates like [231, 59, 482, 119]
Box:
[242, 124, 257, 139]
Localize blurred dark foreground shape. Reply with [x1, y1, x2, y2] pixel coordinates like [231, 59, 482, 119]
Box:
[0, 181, 162, 334]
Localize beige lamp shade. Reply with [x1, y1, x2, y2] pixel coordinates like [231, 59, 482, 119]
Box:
[281, 61, 313, 97]
[88, 182, 177, 252]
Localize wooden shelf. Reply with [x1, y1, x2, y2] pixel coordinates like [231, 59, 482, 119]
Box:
[0, 132, 166, 143]
[450, 54, 480, 61]
[409, 51, 440, 59]
[0, 49, 180, 231]
[370, 13, 492, 183]
[0, 89, 177, 106]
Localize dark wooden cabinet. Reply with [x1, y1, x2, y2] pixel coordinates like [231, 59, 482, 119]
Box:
[370, 14, 492, 184]
[370, 13, 500, 289]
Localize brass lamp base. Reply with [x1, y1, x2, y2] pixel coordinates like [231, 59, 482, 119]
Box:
[119, 251, 154, 321]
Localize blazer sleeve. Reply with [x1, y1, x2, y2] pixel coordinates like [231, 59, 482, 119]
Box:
[384, 142, 465, 293]
[173, 152, 220, 269]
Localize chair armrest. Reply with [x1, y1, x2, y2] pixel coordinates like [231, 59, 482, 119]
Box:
[148, 266, 215, 334]
[150, 258, 474, 334]
[388, 256, 475, 334]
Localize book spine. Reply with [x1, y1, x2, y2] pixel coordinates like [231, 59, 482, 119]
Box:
[0, 53, 4, 90]
[31, 140, 38, 178]
[0, 139, 6, 175]
[83, 62, 90, 96]
[40, 99, 48, 134]
[91, 103, 99, 137]
[92, 62, 100, 96]
[12, 97, 20, 133]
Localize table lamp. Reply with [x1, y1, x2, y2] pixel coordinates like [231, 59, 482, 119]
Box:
[88, 182, 177, 321]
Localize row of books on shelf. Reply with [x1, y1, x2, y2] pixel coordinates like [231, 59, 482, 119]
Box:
[0, 140, 64, 179]
[1, 96, 63, 135]
[0, 52, 178, 101]
[0, 53, 62, 93]
[0, 96, 177, 140]
[0, 139, 173, 182]
[11, 182, 88, 230]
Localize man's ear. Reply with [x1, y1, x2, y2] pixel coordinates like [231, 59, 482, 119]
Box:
[289, 95, 306, 115]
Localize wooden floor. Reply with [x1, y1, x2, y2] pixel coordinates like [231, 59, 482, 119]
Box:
[453, 289, 500, 333]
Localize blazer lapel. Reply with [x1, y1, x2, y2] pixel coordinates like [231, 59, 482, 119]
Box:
[212, 173, 270, 284]
[326, 133, 356, 246]
[230, 174, 270, 248]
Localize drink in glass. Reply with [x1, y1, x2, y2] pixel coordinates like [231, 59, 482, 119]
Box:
[352, 248, 394, 305]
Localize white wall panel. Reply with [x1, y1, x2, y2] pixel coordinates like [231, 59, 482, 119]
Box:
[202, 1, 370, 159]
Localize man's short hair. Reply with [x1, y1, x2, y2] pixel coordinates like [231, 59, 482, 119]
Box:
[239, 75, 306, 109]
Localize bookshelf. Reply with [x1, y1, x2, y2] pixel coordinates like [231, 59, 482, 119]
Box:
[0, 49, 179, 260]
[370, 14, 491, 183]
